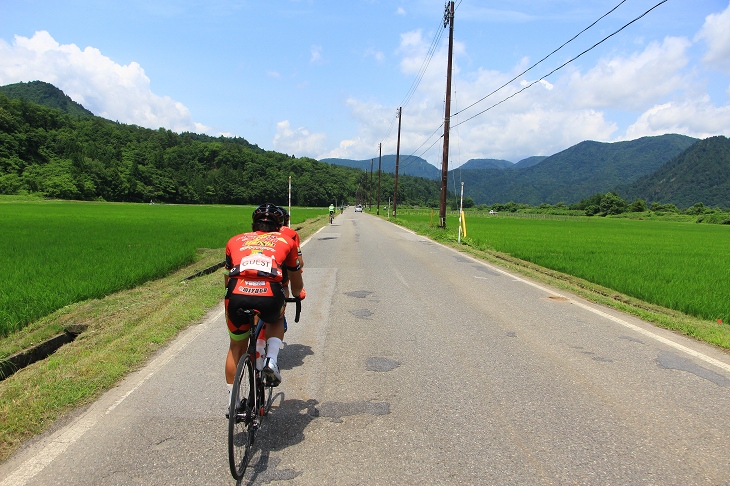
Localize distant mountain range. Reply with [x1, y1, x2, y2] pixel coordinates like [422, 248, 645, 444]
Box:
[319, 155, 440, 180]
[323, 133, 730, 208]
[320, 154, 547, 180]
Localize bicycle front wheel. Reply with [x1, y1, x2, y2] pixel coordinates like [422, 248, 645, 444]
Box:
[260, 376, 274, 416]
[228, 354, 256, 480]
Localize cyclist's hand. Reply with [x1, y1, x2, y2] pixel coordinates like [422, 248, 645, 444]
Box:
[296, 289, 306, 300]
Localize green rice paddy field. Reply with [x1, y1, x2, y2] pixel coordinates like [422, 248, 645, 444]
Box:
[3, 198, 729, 340]
[0, 197, 324, 337]
[392, 210, 730, 325]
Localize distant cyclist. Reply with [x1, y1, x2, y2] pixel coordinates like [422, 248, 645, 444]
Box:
[223, 203, 305, 404]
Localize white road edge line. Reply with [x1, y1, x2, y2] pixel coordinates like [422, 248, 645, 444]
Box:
[396, 223, 730, 375]
[0, 308, 224, 486]
[2, 221, 322, 485]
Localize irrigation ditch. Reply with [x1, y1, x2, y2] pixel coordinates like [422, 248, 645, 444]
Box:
[0, 260, 226, 381]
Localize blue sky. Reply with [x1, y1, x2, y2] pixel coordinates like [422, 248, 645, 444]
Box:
[1, 0, 729, 167]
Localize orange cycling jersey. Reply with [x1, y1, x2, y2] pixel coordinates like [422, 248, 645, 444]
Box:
[279, 226, 302, 262]
[225, 231, 300, 289]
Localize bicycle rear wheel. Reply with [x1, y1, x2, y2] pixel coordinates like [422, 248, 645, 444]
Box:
[228, 354, 256, 480]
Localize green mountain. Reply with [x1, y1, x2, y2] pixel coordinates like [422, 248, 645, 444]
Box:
[0, 80, 94, 118]
[514, 156, 547, 169]
[452, 134, 698, 206]
[0, 84, 445, 206]
[458, 158, 514, 170]
[620, 136, 730, 208]
[320, 155, 440, 180]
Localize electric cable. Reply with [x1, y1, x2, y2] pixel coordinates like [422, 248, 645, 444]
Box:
[379, 12, 446, 147]
[452, 0, 629, 119]
[451, 0, 669, 129]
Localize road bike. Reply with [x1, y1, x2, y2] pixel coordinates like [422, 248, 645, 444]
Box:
[329, 211, 334, 224]
[227, 297, 302, 480]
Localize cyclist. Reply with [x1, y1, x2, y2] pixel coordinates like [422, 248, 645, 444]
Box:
[328, 203, 335, 223]
[224, 203, 305, 404]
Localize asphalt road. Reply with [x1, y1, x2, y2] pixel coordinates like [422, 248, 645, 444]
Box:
[2, 209, 729, 485]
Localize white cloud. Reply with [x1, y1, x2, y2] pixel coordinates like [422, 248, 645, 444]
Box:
[696, 2, 730, 73]
[565, 36, 691, 110]
[272, 120, 327, 156]
[625, 98, 730, 139]
[365, 47, 385, 63]
[0, 31, 208, 133]
[310, 45, 322, 64]
[396, 7, 406, 16]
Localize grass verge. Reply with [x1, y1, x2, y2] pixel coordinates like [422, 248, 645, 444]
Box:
[0, 216, 327, 463]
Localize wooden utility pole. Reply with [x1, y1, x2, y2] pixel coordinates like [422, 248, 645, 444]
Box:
[439, 1, 455, 228]
[393, 107, 402, 218]
[369, 159, 373, 209]
[376, 143, 382, 215]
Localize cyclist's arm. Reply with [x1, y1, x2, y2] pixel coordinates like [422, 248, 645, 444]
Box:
[283, 242, 304, 297]
[224, 247, 233, 287]
[288, 269, 304, 298]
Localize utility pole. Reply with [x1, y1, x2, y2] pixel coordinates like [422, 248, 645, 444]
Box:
[377, 143, 382, 215]
[439, 1, 455, 229]
[369, 159, 373, 209]
[393, 107, 402, 218]
[288, 175, 292, 226]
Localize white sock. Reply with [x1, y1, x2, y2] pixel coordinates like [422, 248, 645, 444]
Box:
[266, 337, 282, 364]
[227, 383, 233, 406]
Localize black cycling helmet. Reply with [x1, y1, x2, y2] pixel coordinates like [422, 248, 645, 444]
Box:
[252, 203, 284, 226]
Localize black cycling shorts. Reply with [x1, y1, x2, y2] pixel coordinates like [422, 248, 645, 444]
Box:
[225, 280, 286, 340]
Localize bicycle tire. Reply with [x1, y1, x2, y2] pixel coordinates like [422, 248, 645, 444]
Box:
[228, 354, 256, 480]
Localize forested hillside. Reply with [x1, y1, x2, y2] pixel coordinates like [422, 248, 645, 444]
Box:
[620, 136, 730, 208]
[0, 86, 445, 207]
[453, 134, 698, 206]
[0, 81, 94, 118]
[320, 154, 441, 180]
[459, 158, 513, 170]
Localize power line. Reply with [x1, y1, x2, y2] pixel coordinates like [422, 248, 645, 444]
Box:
[379, 13, 446, 147]
[382, 0, 669, 172]
[452, 0, 629, 119]
[399, 19, 445, 109]
[387, 1, 632, 169]
[451, 0, 670, 130]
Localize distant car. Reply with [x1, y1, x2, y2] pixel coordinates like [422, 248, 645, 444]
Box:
[355, 205, 363, 212]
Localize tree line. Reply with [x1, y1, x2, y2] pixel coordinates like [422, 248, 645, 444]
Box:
[0, 92, 448, 207]
[476, 192, 729, 223]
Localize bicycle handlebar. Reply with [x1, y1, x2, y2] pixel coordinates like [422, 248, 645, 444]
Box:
[284, 297, 302, 323]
